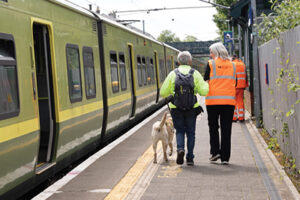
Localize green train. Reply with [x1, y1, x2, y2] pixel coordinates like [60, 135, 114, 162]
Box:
[0, 0, 200, 198]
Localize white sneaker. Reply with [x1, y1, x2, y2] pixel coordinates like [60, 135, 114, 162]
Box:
[221, 161, 229, 165]
[209, 154, 220, 162]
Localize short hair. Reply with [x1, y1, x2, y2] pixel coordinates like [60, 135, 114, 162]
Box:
[232, 54, 238, 61]
[209, 42, 230, 60]
[177, 51, 192, 65]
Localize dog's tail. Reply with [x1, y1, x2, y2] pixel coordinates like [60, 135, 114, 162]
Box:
[155, 112, 168, 132]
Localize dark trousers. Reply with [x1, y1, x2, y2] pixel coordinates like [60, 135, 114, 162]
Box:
[170, 108, 197, 159]
[206, 105, 235, 162]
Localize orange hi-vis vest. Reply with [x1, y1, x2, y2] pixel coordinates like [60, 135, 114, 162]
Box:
[205, 58, 236, 106]
[234, 59, 248, 89]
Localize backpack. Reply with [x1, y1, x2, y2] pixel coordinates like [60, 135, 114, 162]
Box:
[173, 68, 196, 111]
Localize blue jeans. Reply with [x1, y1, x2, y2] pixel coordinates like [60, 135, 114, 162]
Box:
[170, 108, 197, 159]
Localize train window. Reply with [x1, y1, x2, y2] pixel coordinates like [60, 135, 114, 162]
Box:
[150, 58, 155, 84]
[66, 44, 82, 103]
[0, 33, 19, 120]
[142, 57, 147, 86]
[119, 53, 127, 91]
[110, 51, 119, 93]
[137, 56, 142, 87]
[167, 60, 172, 74]
[159, 59, 166, 81]
[83, 47, 96, 99]
[146, 57, 151, 85]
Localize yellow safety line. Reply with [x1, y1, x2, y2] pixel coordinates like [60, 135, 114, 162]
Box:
[104, 144, 161, 200]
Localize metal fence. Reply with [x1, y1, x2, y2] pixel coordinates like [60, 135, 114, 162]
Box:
[258, 25, 300, 165]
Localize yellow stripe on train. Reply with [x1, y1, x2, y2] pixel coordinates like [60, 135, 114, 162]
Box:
[0, 118, 39, 143]
[58, 100, 103, 122]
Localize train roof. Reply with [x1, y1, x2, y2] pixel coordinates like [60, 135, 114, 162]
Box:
[48, 0, 96, 18]
[95, 13, 164, 46]
[48, 0, 180, 52]
[163, 43, 181, 53]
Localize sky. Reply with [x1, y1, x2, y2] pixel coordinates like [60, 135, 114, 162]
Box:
[68, 0, 219, 41]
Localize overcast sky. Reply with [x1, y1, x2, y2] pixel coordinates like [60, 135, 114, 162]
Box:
[68, 0, 219, 41]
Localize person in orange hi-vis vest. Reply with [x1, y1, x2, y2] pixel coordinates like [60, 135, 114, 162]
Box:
[232, 55, 248, 122]
[204, 42, 237, 165]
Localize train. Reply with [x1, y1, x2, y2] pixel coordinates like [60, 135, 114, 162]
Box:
[0, 0, 205, 199]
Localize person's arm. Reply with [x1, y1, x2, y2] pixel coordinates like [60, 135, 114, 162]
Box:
[204, 62, 210, 81]
[160, 71, 175, 98]
[194, 70, 209, 96]
[244, 62, 249, 88]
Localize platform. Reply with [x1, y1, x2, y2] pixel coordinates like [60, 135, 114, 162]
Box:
[33, 97, 299, 200]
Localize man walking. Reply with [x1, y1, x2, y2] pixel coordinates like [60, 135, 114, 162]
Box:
[232, 55, 248, 122]
[160, 51, 209, 166]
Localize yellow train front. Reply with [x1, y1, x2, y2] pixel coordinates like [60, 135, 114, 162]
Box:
[0, 0, 179, 199]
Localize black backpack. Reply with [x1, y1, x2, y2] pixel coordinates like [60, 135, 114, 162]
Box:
[173, 68, 196, 111]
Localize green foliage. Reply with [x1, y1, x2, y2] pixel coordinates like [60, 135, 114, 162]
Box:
[212, 0, 237, 38]
[157, 30, 180, 43]
[257, 0, 300, 44]
[183, 35, 197, 42]
[268, 137, 280, 150]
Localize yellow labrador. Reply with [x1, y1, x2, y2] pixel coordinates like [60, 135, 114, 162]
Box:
[152, 111, 175, 163]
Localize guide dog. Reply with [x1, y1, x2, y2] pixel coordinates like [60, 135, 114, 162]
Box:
[151, 111, 175, 163]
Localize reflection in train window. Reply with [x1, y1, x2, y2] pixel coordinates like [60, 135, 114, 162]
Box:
[0, 33, 19, 120]
[142, 57, 147, 86]
[167, 60, 172, 74]
[83, 47, 96, 99]
[159, 59, 165, 81]
[110, 51, 119, 93]
[66, 44, 82, 103]
[119, 53, 127, 91]
[137, 56, 142, 87]
[150, 58, 155, 84]
[146, 57, 151, 85]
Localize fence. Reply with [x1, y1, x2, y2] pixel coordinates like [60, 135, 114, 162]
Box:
[258, 25, 300, 165]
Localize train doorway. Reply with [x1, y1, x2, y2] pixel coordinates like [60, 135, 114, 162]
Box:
[33, 23, 56, 166]
[128, 44, 136, 118]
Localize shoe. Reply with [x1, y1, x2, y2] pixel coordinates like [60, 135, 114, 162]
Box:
[209, 154, 220, 162]
[221, 161, 229, 165]
[232, 120, 237, 123]
[239, 119, 245, 122]
[176, 150, 185, 165]
[186, 158, 194, 166]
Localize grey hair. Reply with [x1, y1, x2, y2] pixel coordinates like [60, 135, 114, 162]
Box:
[209, 42, 230, 60]
[177, 51, 192, 65]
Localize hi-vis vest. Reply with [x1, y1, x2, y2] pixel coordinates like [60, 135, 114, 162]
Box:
[205, 58, 236, 106]
[234, 59, 248, 89]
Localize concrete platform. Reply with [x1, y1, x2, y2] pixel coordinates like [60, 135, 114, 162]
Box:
[33, 97, 299, 200]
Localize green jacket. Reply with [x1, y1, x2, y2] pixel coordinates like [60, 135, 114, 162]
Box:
[160, 65, 209, 108]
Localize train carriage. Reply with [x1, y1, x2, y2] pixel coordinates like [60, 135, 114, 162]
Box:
[0, 0, 181, 198]
[98, 17, 166, 141]
[0, 0, 106, 198]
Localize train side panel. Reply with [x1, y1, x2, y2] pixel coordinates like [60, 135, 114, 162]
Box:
[101, 20, 164, 140]
[0, 1, 39, 196]
[0, 0, 104, 196]
[48, 4, 103, 161]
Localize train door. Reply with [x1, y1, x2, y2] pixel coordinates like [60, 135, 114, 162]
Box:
[154, 52, 160, 103]
[128, 44, 136, 117]
[32, 23, 56, 167]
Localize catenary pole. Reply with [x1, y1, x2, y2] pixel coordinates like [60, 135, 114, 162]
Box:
[251, 0, 262, 127]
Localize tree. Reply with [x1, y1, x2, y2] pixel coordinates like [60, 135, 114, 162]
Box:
[157, 30, 181, 43]
[183, 35, 197, 42]
[212, 0, 237, 38]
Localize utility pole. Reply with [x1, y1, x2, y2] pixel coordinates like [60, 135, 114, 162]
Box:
[251, 0, 262, 128]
